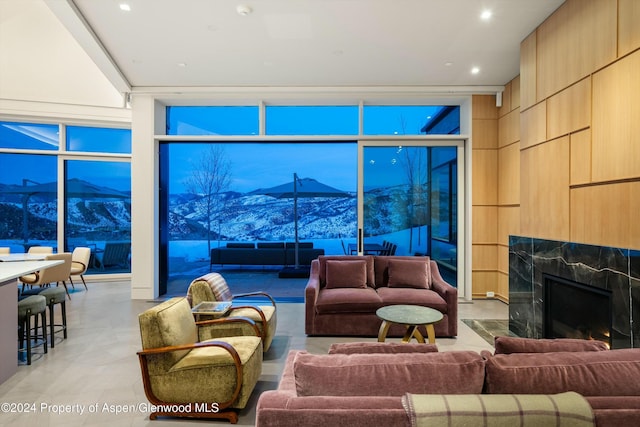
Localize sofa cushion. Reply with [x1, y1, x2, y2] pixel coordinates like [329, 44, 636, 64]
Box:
[318, 255, 375, 288]
[293, 351, 485, 397]
[328, 342, 438, 354]
[484, 348, 640, 396]
[374, 256, 431, 288]
[257, 242, 284, 249]
[226, 242, 255, 248]
[376, 287, 448, 312]
[387, 258, 430, 289]
[325, 260, 367, 289]
[494, 336, 609, 354]
[315, 287, 383, 314]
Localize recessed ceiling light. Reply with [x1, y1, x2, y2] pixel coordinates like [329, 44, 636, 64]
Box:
[481, 10, 492, 20]
[119, 3, 131, 12]
[444, 61, 454, 67]
[177, 63, 187, 68]
[471, 67, 480, 74]
[237, 5, 252, 16]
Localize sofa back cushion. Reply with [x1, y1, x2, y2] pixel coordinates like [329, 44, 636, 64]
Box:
[484, 348, 640, 396]
[294, 351, 485, 396]
[374, 256, 431, 288]
[257, 242, 284, 249]
[227, 242, 255, 248]
[387, 258, 431, 289]
[328, 342, 438, 354]
[318, 255, 375, 288]
[325, 260, 367, 289]
[494, 336, 609, 354]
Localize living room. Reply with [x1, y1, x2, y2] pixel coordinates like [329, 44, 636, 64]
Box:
[1, 0, 639, 425]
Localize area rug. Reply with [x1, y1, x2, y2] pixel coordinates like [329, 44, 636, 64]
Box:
[462, 319, 513, 346]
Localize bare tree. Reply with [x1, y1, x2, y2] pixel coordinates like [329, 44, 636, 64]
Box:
[186, 145, 232, 256]
[400, 146, 427, 253]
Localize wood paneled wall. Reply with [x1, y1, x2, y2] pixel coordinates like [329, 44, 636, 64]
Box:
[471, 0, 640, 301]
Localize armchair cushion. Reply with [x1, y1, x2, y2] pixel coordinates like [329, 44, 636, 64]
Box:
[325, 260, 367, 289]
[387, 258, 430, 289]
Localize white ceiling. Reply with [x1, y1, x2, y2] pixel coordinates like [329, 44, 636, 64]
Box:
[45, 0, 564, 93]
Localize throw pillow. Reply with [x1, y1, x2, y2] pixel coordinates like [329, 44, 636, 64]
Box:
[387, 259, 430, 289]
[494, 336, 609, 354]
[325, 260, 367, 289]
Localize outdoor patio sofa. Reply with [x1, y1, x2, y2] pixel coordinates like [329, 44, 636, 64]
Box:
[305, 255, 457, 338]
[256, 338, 640, 427]
[210, 242, 324, 270]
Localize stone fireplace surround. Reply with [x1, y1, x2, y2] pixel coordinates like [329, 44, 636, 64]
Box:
[509, 236, 640, 349]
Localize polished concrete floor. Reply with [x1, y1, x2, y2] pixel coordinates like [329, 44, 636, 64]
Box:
[0, 280, 508, 427]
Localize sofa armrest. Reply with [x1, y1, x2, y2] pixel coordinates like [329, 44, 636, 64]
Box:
[304, 260, 321, 334]
[430, 260, 458, 336]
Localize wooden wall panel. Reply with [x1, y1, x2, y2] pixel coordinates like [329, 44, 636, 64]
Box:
[570, 183, 636, 248]
[471, 271, 498, 298]
[520, 31, 537, 110]
[498, 80, 512, 118]
[592, 51, 640, 182]
[472, 119, 498, 149]
[547, 77, 591, 140]
[510, 75, 521, 110]
[498, 206, 520, 246]
[498, 108, 520, 148]
[570, 129, 592, 186]
[520, 102, 546, 149]
[472, 150, 498, 205]
[619, 0, 640, 56]
[536, 0, 617, 102]
[496, 271, 509, 301]
[472, 206, 498, 244]
[497, 246, 510, 274]
[498, 143, 520, 205]
[472, 245, 497, 270]
[520, 137, 571, 240]
[473, 95, 498, 120]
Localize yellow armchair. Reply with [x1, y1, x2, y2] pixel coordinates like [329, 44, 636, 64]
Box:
[137, 297, 263, 423]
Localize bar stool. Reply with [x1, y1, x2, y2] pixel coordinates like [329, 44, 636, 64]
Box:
[38, 287, 67, 347]
[18, 295, 47, 365]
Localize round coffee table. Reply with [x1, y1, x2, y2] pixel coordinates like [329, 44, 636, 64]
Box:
[376, 305, 444, 344]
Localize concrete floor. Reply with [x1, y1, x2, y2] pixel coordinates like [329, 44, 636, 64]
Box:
[0, 280, 508, 426]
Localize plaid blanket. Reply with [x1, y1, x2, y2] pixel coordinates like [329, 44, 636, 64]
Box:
[402, 392, 595, 427]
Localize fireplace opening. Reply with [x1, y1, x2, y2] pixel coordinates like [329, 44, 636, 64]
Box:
[543, 274, 612, 348]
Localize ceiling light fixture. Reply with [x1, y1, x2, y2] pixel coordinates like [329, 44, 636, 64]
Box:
[119, 3, 131, 12]
[237, 5, 253, 16]
[471, 67, 480, 74]
[481, 10, 492, 20]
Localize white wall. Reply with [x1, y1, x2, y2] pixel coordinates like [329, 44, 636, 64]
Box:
[0, 0, 125, 110]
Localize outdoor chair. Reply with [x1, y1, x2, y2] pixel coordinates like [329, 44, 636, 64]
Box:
[187, 273, 277, 352]
[137, 297, 263, 423]
[95, 241, 131, 270]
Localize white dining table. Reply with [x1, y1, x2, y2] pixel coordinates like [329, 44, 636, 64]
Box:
[0, 259, 63, 385]
[0, 253, 47, 262]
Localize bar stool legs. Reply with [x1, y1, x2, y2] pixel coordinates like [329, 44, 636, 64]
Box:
[18, 295, 48, 365]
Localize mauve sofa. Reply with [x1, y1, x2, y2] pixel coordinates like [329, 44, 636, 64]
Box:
[255, 338, 640, 427]
[305, 255, 457, 338]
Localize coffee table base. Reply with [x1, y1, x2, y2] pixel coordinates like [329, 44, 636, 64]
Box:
[377, 321, 436, 344]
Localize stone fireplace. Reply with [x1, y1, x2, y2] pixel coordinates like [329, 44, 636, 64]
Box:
[508, 236, 640, 349]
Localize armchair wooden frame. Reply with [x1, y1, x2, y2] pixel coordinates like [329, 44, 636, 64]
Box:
[231, 291, 276, 346]
[137, 316, 260, 424]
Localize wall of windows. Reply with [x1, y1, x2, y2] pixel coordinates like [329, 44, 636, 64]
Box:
[0, 121, 131, 275]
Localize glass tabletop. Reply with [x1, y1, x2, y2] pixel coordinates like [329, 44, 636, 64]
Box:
[376, 304, 443, 325]
[191, 301, 232, 317]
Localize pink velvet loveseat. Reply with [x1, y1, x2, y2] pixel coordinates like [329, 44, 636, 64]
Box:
[256, 339, 640, 427]
[305, 255, 457, 338]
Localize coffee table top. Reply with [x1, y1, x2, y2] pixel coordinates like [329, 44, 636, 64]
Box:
[376, 304, 443, 326]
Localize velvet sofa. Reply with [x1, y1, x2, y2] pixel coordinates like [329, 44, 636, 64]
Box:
[255, 338, 640, 427]
[305, 255, 457, 338]
[210, 242, 324, 270]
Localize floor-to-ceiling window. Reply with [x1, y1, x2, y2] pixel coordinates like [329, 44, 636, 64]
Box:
[160, 102, 464, 300]
[0, 121, 131, 276]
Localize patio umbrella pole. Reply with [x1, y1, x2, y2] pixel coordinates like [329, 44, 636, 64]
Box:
[293, 173, 299, 269]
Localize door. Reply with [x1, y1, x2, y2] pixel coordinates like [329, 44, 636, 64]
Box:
[358, 141, 464, 291]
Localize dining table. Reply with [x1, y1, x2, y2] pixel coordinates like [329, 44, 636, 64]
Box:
[0, 259, 63, 384]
